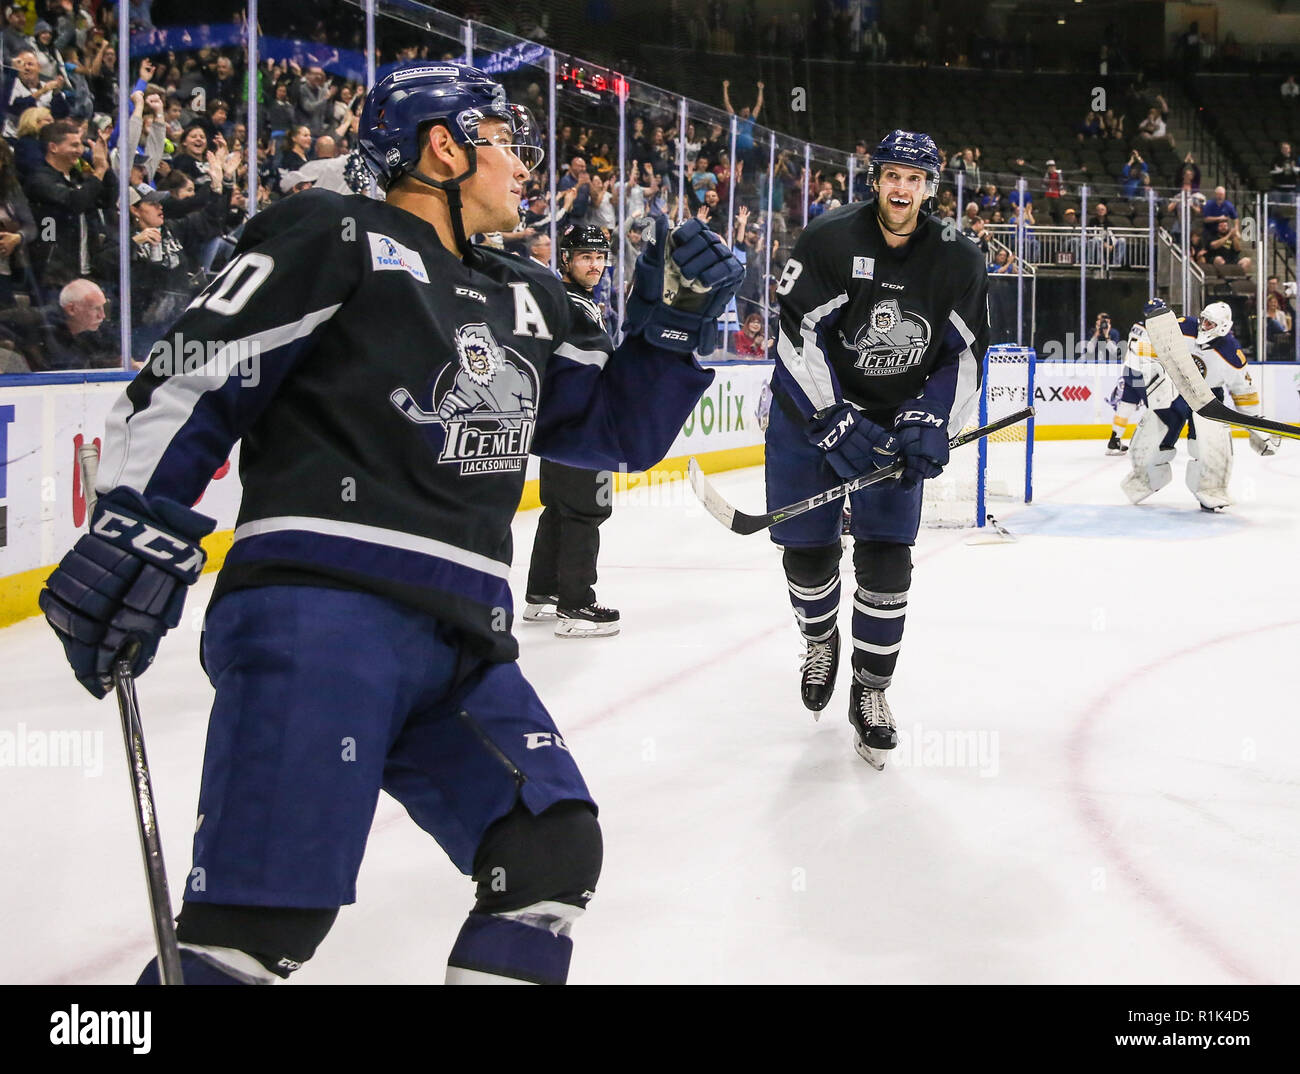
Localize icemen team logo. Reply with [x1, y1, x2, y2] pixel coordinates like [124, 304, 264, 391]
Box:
[838, 299, 931, 375]
[390, 323, 539, 475]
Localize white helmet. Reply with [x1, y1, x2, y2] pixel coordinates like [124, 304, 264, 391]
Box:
[1196, 301, 1232, 345]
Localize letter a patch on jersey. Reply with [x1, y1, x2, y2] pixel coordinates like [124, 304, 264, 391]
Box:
[510, 282, 553, 340]
[368, 233, 430, 283]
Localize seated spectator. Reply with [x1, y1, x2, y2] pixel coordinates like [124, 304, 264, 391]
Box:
[1085, 312, 1121, 360]
[1101, 109, 1124, 140]
[1187, 229, 1207, 265]
[1201, 186, 1237, 242]
[963, 215, 989, 254]
[1266, 293, 1291, 337]
[1270, 142, 1299, 193]
[0, 137, 36, 306]
[1009, 201, 1039, 260]
[989, 247, 1016, 274]
[1267, 275, 1294, 316]
[808, 179, 838, 219]
[38, 278, 116, 370]
[278, 170, 316, 197]
[1137, 105, 1174, 150]
[1207, 219, 1252, 271]
[1120, 150, 1149, 198]
[11, 106, 51, 181]
[1076, 111, 1102, 141]
[1061, 206, 1080, 229]
[23, 118, 112, 290]
[558, 155, 588, 193]
[733, 311, 770, 357]
[979, 183, 1002, 211]
[962, 201, 980, 228]
[1282, 75, 1299, 101]
[525, 232, 554, 273]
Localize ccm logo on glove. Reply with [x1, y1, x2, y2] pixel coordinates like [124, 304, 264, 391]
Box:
[815, 412, 856, 451]
[92, 510, 207, 574]
[895, 409, 945, 429]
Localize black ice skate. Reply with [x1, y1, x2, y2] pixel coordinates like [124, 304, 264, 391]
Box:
[849, 680, 897, 770]
[800, 629, 840, 718]
[555, 601, 620, 638]
[1106, 432, 1128, 455]
[522, 593, 559, 622]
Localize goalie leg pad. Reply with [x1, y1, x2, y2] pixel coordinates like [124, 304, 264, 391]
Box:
[850, 541, 912, 689]
[1185, 417, 1233, 509]
[783, 544, 842, 642]
[1122, 410, 1177, 504]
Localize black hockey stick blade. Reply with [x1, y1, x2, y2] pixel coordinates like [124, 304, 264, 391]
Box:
[1144, 299, 1300, 441]
[689, 406, 1035, 535]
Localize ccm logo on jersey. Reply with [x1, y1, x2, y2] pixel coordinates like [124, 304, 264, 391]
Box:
[524, 732, 570, 751]
[455, 286, 487, 304]
[368, 233, 430, 283]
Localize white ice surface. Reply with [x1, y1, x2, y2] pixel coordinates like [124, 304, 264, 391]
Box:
[3, 440, 1299, 984]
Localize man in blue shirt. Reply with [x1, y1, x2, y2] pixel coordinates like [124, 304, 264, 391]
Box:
[1201, 185, 1236, 243]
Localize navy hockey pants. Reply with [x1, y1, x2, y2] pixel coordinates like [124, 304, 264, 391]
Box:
[186, 585, 595, 909]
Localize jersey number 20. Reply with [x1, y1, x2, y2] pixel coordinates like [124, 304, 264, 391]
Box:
[188, 252, 275, 316]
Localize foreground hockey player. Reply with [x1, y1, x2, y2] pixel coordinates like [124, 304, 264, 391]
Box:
[766, 130, 988, 768]
[524, 225, 620, 638]
[1122, 301, 1279, 511]
[38, 64, 741, 984]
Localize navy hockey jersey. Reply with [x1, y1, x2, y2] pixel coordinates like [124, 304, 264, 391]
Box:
[98, 190, 714, 661]
[773, 201, 989, 433]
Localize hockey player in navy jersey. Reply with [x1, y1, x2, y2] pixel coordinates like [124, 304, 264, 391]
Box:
[1122, 301, 1280, 511]
[766, 130, 989, 769]
[524, 224, 621, 638]
[38, 63, 741, 984]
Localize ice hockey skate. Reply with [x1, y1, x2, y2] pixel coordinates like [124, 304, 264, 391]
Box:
[800, 628, 840, 717]
[1105, 432, 1128, 455]
[522, 594, 559, 622]
[555, 601, 620, 638]
[849, 679, 897, 770]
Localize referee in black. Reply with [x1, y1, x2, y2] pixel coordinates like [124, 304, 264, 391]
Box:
[524, 225, 621, 637]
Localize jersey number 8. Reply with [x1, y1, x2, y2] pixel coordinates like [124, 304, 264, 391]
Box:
[775, 257, 804, 296]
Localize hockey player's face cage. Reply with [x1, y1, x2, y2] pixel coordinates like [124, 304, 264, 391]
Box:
[463, 104, 544, 174]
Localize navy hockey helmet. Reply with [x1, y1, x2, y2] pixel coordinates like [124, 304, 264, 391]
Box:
[559, 223, 611, 264]
[359, 62, 543, 256]
[867, 129, 942, 199]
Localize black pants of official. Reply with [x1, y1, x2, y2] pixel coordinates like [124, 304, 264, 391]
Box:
[526, 460, 612, 608]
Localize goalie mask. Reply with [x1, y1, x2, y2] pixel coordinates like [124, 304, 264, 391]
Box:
[1196, 301, 1232, 345]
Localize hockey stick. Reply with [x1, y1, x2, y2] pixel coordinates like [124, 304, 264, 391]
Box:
[389, 388, 529, 424]
[1144, 300, 1300, 441]
[78, 443, 185, 986]
[688, 406, 1035, 535]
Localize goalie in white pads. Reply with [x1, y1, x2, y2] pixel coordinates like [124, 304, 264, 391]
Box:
[1121, 302, 1279, 511]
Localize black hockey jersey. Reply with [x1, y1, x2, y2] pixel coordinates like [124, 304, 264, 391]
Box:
[772, 201, 989, 432]
[98, 190, 714, 661]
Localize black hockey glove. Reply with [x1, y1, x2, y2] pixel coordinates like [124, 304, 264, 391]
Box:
[893, 400, 950, 487]
[807, 402, 898, 481]
[39, 488, 214, 698]
[625, 216, 744, 354]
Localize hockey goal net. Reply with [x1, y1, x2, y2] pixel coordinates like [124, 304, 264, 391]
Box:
[921, 346, 1035, 528]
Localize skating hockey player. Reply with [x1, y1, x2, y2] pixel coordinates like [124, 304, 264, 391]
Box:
[1122, 301, 1280, 511]
[38, 63, 741, 985]
[765, 129, 989, 768]
[524, 224, 621, 637]
[1106, 319, 1152, 454]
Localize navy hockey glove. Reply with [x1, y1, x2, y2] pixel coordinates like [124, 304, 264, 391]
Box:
[624, 216, 745, 354]
[893, 401, 951, 487]
[807, 403, 898, 481]
[39, 488, 214, 698]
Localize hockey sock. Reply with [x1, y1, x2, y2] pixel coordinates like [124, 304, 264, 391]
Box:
[446, 909, 577, 985]
[851, 541, 912, 689]
[783, 545, 843, 643]
[137, 946, 273, 985]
